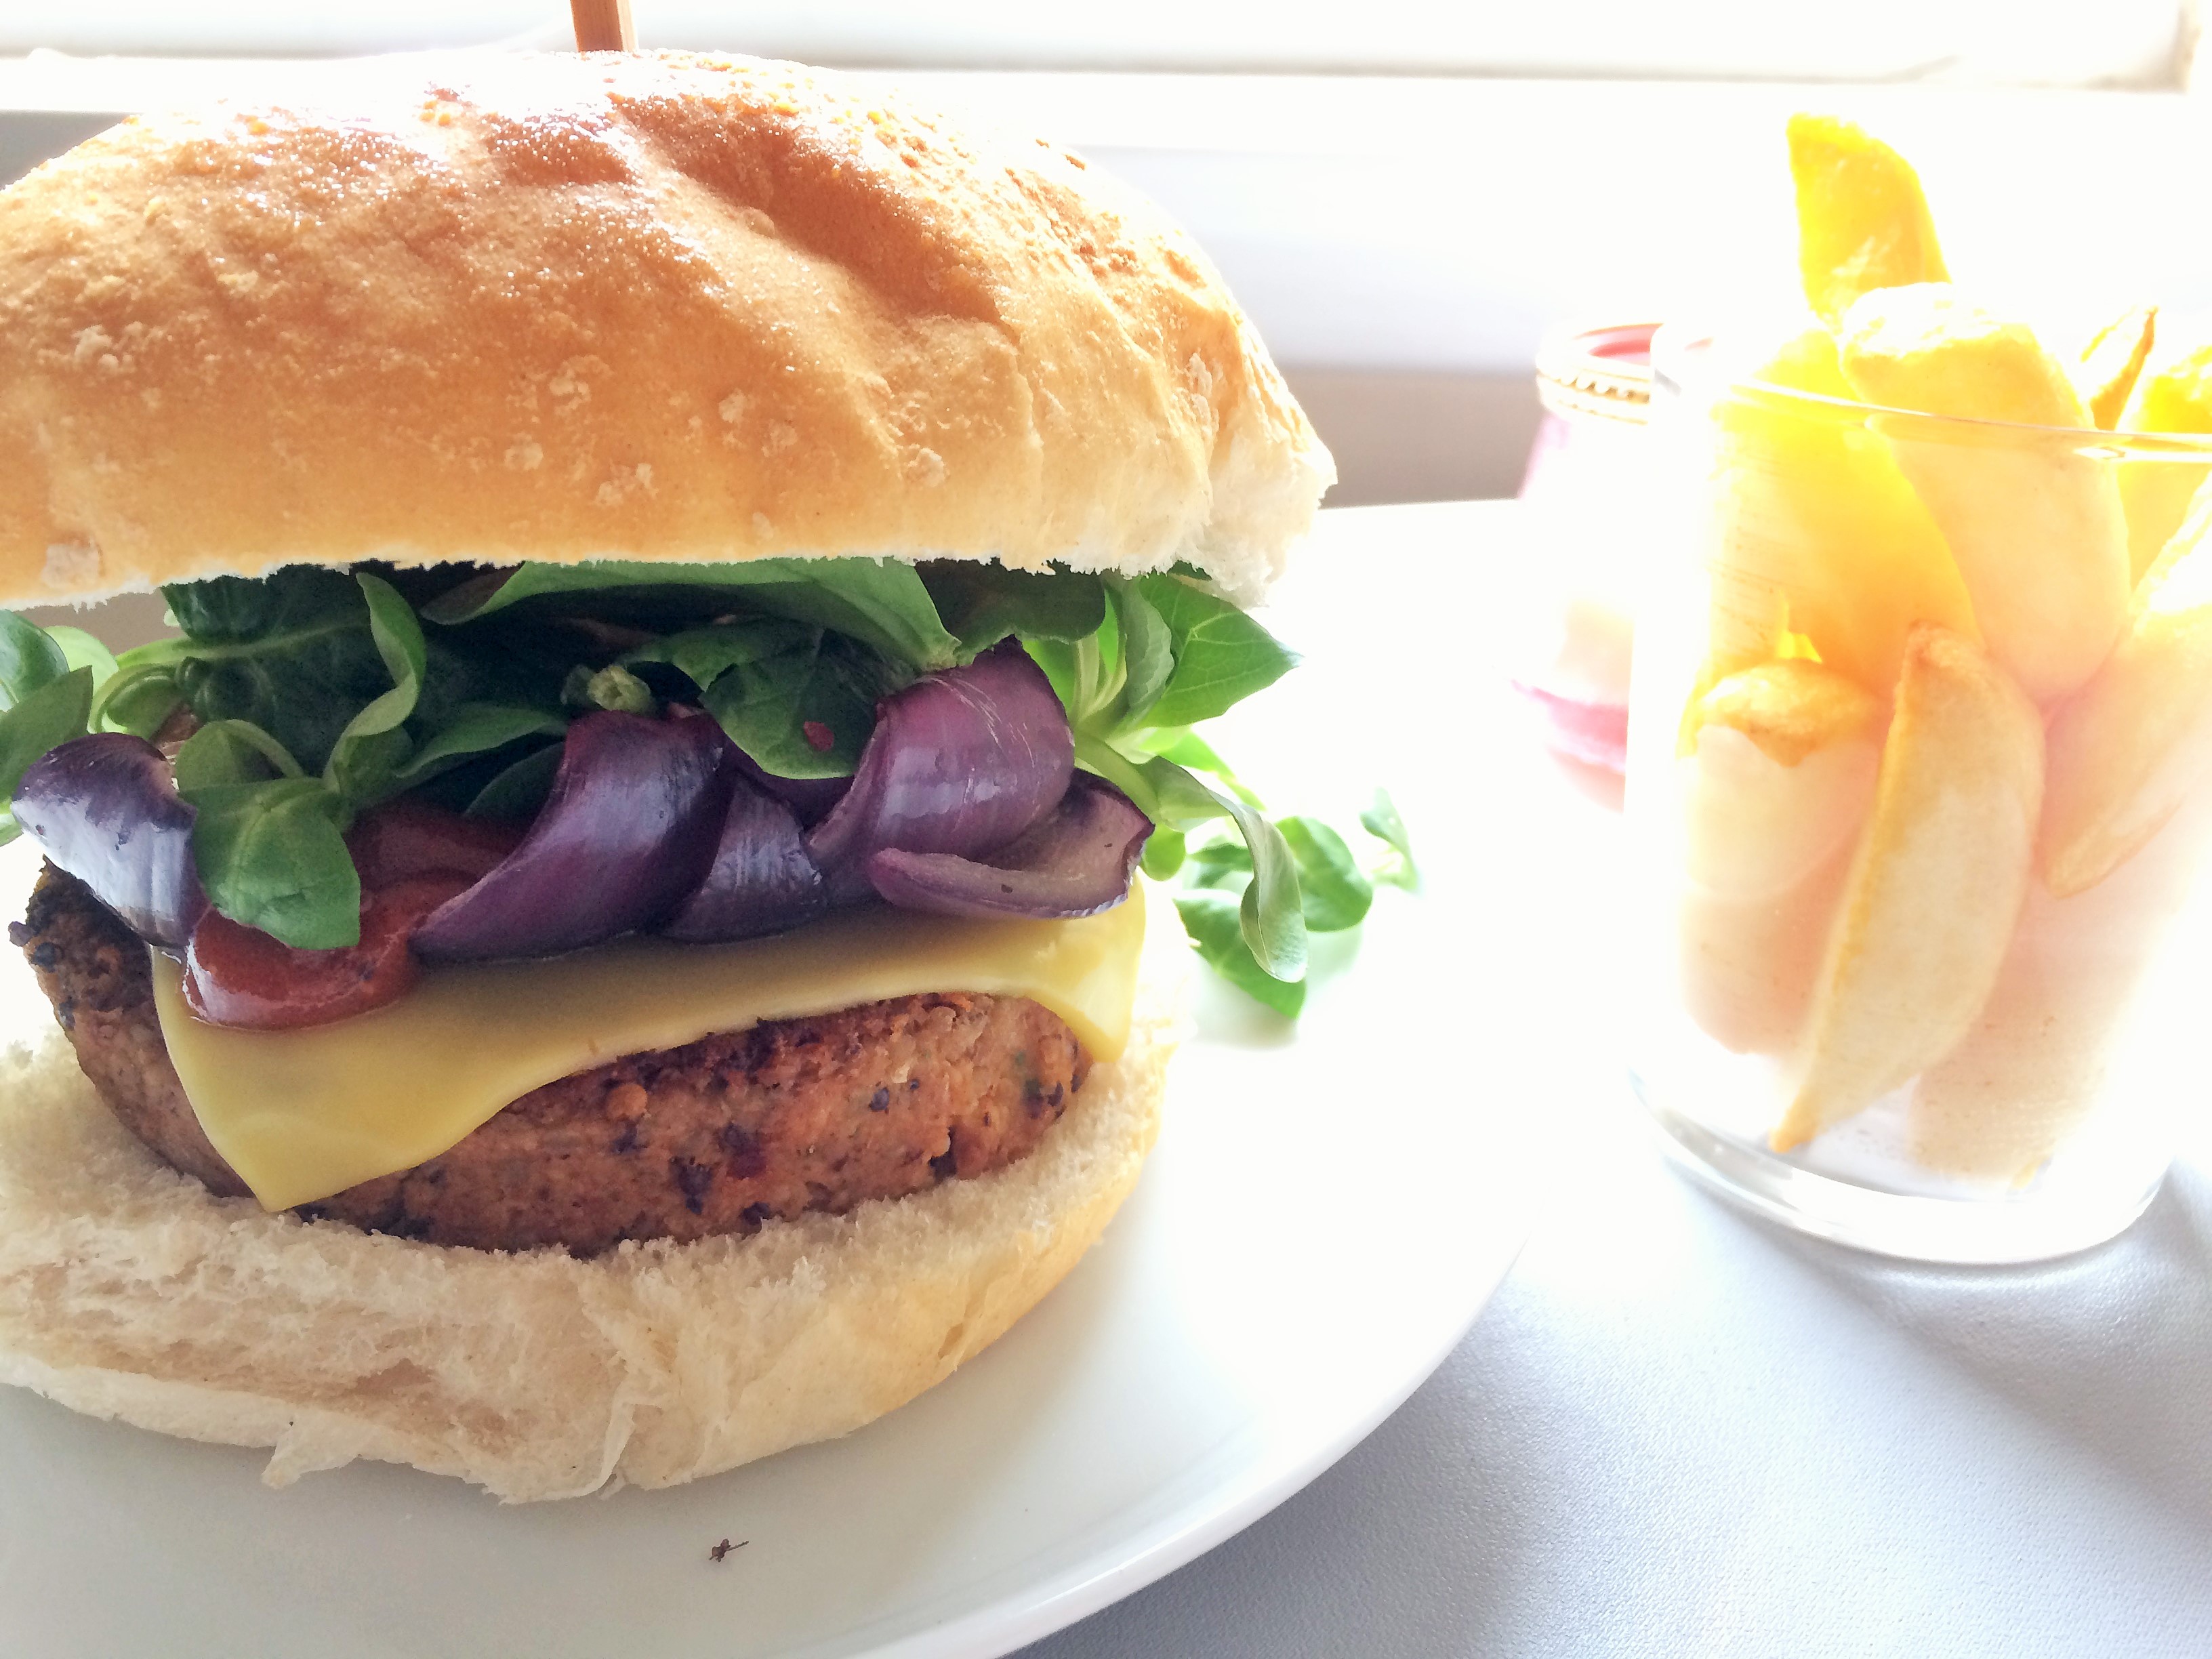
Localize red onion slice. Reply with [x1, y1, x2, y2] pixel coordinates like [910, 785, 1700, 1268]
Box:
[661, 773, 827, 941]
[806, 641, 1073, 901]
[865, 775, 1151, 920]
[13, 734, 207, 947]
[413, 710, 732, 961]
[727, 745, 850, 828]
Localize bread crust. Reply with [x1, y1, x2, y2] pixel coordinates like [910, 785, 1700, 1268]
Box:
[0, 882, 1186, 1500]
[0, 51, 1330, 609]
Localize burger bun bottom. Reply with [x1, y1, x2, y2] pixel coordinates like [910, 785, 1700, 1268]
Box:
[0, 914, 1184, 1502]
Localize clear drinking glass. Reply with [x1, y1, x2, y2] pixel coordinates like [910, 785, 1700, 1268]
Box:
[1629, 327, 2212, 1263]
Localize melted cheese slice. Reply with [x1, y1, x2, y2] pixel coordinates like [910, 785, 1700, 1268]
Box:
[150, 890, 1147, 1212]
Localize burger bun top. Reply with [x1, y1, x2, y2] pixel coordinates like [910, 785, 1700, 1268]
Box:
[0, 51, 1332, 611]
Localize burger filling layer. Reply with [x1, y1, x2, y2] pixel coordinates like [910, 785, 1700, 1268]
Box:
[0, 554, 1300, 1254]
[19, 865, 1141, 1254]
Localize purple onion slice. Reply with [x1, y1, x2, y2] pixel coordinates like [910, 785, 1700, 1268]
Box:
[865, 775, 1152, 920]
[413, 710, 732, 961]
[806, 641, 1073, 901]
[661, 773, 827, 941]
[727, 745, 850, 828]
[13, 734, 206, 947]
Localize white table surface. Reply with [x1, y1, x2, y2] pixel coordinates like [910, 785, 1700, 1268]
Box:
[1022, 501, 2212, 1659]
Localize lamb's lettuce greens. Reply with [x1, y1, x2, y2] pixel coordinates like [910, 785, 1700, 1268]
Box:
[0, 557, 1378, 1006]
[1168, 793, 1418, 1017]
[0, 609, 98, 843]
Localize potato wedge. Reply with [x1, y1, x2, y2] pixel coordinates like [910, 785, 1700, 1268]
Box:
[1679, 826, 1864, 1057]
[1839, 285, 2130, 704]
[1707, 323, 1978, 697]
[2116, 337, 2212, 583]
[1773, 626, 2043, 1151]
[1688, 655, 1883, 773]
[1676, 661, 1883, 1053]
[1913, 789, 2212, 1186]
[1788, 113, 1948, 329]
[2040, 479, 2212, 896]
[2076, 304, 2156, 431]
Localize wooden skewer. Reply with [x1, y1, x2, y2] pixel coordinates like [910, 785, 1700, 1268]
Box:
[570, 0, 636, 52]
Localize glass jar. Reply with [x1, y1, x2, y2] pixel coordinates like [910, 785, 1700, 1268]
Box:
[1629, 325, 2212, 1263]
[1512, 321, 1660, 795]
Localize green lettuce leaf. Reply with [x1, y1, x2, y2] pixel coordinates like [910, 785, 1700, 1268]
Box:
[701, 632, 882, 777]
[1361, 789, 1419, 890]
[167, 720, 342, 945]
[425, 558, 962, 671]
[621, 618, 815, 687]
[390, 704, 568, 789]
[43, 625, 118, 688]
[183, 777, 361, 949]
[171, 719, 308, 788]
[466, 743, 563, 821]
[0, 668, 94, 844]
[1173, 889, 1307, 1019]
[323, 573, 428, 804]
[1109, 577, 1174, 723]
[920, 564, 1106, 653]
[1126, 573, 1298, 729]
[173, 720, 361, 948]
[1278, 817, 1374, 933]
[0, 611, 72, 705]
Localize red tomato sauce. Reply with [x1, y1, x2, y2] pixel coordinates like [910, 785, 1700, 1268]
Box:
[182, 801, 525, 1029]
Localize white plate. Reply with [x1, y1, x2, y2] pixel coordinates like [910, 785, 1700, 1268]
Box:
[0, 505, 1580, 1658]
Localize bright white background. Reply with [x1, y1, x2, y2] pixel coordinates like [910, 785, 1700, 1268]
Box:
[1, 2, 2191, 82]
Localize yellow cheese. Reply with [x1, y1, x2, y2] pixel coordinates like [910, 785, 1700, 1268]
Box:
[150, 889, 1148, 1212]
